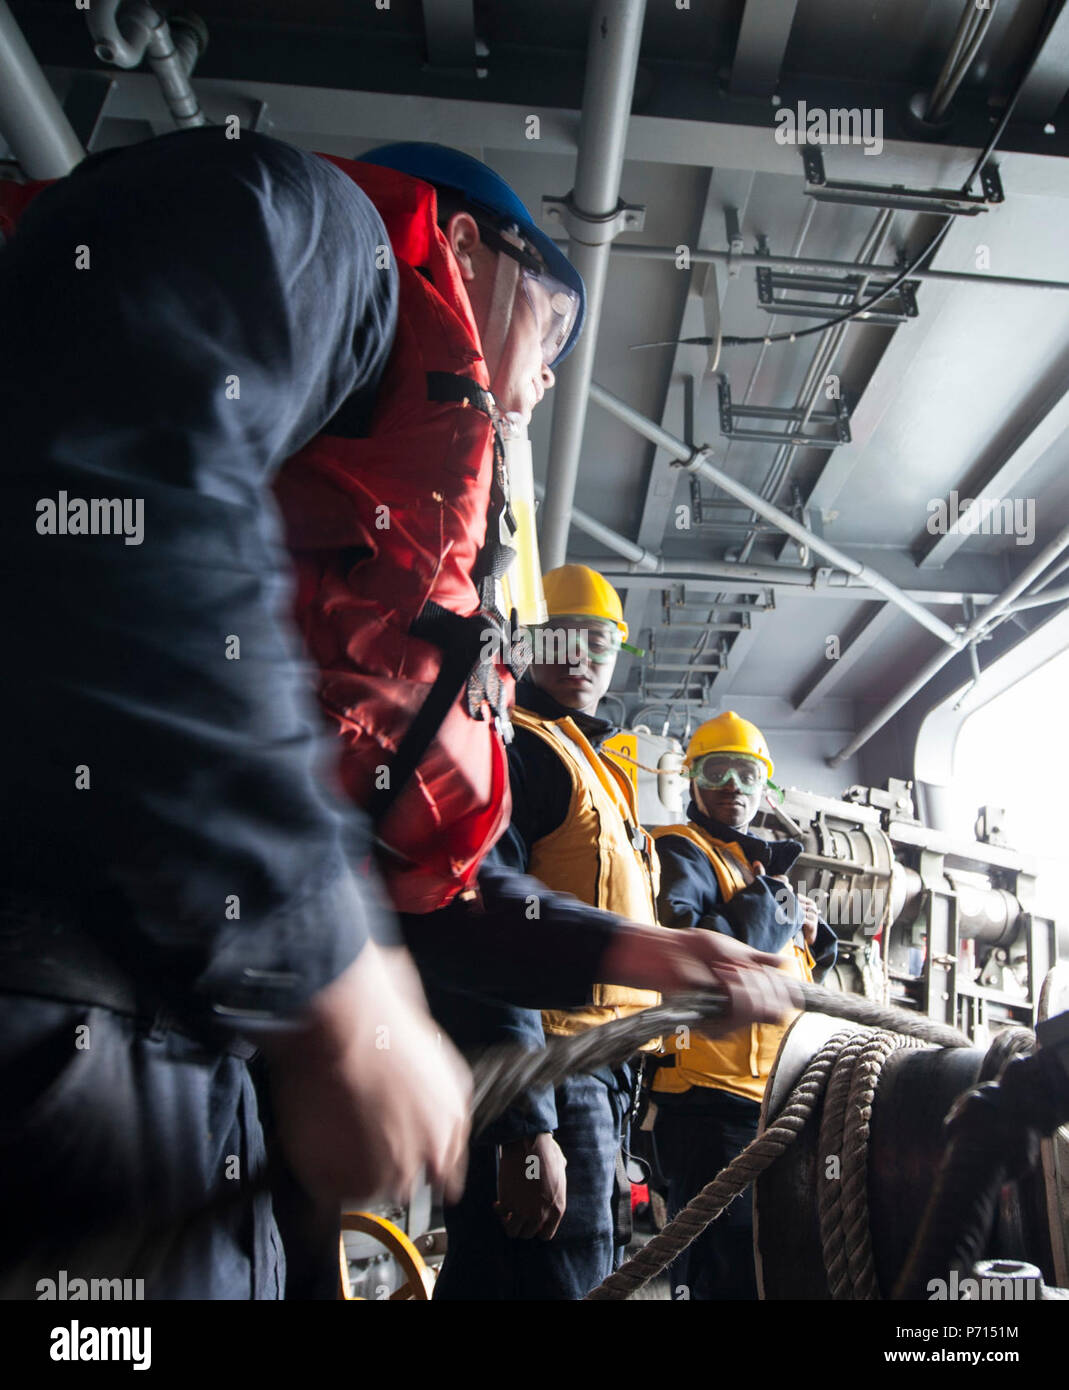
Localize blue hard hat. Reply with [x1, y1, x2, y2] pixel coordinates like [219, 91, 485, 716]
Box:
[360, 142, 585, 364]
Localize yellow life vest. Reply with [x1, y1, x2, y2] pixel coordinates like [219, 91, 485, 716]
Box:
[650, 822, 815, 1102]
[509, 707, 661, 1042]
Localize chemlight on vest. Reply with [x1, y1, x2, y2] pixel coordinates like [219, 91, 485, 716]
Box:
[651, 822, 815, 1102]
[276, 159, 515, 915]
[510, 708, 661, 1040]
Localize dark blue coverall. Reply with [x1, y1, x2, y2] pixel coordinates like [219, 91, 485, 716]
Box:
[652, 800, 837, 1300]
[0, 129, 632, 1299]
[431, 677, 637, 1301]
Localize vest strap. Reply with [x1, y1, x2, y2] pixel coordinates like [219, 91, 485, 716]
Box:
[426, 371, 495, 417]
[367, 603, 491, 830]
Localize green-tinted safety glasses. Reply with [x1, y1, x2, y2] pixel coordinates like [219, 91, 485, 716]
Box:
[688, 753, 784, 804]
[530, 618, 644, 665]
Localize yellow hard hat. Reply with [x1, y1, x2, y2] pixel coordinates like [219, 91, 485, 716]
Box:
[542, 565, 628, 640]
[685, 711, 774, 779]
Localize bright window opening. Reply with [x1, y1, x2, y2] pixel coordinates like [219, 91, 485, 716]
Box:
[950, 647, 1069, 906]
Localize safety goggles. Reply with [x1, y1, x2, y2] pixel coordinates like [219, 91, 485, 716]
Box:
[688, 753, 768, 793]
[532, 618, 622, 666]
[687, 753, 785, 806]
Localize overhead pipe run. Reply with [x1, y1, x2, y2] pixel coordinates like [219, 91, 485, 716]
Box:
[0, 1, 85, 178]
[553, 493, 995, 605]
[827, 524, 1069, 768]
[533, 480, 659, 572]
[89, 1, 207, 129]
[538, 0, 647, 571]
[588, 382, 964, 650]
[1002, 582, 1069, 614]
[607, 244, 1069, 296]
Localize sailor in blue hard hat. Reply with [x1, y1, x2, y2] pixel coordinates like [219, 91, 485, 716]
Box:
[360, 143, 585, 426]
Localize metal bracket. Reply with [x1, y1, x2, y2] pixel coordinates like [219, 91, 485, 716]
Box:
[717, 376, 851, 449]
[725, 206, 745, 278]
[756, 266, 919, 325]
[802, 147, 1002, 216]
[542, 193, 646, 246]
[690, 476, 751, 525]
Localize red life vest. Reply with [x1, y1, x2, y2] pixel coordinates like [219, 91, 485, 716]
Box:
[0, 160, 517, 916]
[274, 159, 516, 915]
[0, 179, 47, 243]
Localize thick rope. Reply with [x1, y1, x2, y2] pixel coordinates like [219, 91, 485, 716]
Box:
[817, 1030, 872, 1298]
[819, 1030, 924, 1299]
[471, 982, 969, 1135]
[586, 1029, 858, 1300]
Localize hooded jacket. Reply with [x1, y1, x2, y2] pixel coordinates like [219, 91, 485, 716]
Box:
[652, 800, 837, 1101]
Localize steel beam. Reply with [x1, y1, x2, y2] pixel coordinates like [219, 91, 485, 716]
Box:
[589, 381, 964, 649]
[828, 524, 1069, 767]
[540, 0, 647, 571]
[792, 603, 902, 711]
[36, 62, 1069, 193]
[0, 3, 83, 177]
[916, 377, 1069, 568]
[729, 0, 798, 96]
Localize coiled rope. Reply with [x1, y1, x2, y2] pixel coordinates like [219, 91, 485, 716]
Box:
[816, 1028, 923, 1300]
[468, 982, 973, 1302]
[471, 983, 969, 1135]
[586, 1015, 1049, 1302]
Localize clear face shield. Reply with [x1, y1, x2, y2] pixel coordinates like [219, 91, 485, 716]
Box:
[479, 224, 580, 630]
[476, 221, 581, 372]
[518, 270, 581, 369]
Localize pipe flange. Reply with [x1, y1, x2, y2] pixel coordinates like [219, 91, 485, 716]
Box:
[542, 193, 645, 246]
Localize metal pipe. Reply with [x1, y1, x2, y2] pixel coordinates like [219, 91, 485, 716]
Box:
[539, 0, 646, 570]
[0, 0, 84, 177]
[589, 382, 964, 649]
[828, 523, 1069, 767]
[533, 479, 659, 571]
[1001, 582, 1069, 614]
[578, 563, 996, 605]
[606, 244, 1069, 294]
[89, 1, 205, 129]
[928, 0, 997, 123]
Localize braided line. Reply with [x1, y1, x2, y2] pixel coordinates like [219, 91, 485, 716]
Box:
[841, 1032, 921, 1299]
[586, 1031, 854, 1300]
[817, 1030, 871, 1298]
[471, 984, 969, 1135]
